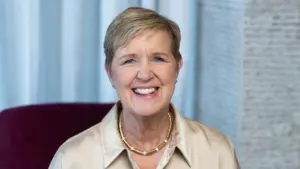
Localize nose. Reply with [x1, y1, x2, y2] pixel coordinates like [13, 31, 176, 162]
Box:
[137, 62, 154, 81]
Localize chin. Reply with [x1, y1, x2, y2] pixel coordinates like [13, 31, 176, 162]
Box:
[120, 87, 171, 116]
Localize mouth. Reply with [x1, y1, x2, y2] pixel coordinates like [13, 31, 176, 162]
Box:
[132, 87, 159, 95]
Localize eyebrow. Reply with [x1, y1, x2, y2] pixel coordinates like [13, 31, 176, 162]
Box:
[152, 52, 170, 57]
[118, 52, 170, 60]
[118, 53, 137, 60]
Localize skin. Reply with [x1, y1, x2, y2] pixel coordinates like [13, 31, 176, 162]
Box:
[106, 30, 182, 168]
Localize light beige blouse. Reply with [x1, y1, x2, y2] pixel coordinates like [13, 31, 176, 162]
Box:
[49, 103, 240, 169]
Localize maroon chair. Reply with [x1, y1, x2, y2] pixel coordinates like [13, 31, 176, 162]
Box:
[0, 103, 114, 169]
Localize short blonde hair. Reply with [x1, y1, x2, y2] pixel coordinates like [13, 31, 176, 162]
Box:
[104, 7, 181, 69]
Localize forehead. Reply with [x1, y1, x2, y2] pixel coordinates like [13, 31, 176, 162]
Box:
[116, 30, 172, 55]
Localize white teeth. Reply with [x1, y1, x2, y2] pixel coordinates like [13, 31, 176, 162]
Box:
[134, 88, 157, 95]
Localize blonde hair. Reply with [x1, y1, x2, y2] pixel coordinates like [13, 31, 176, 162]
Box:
[104, 7, 181, 69]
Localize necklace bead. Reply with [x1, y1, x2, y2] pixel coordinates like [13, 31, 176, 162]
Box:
[118, 112, 173, 156]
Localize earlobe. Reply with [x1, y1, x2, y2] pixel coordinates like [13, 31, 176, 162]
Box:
[178, 58, 183, 70]
[177, 58, 183, 74]
[105, 64, 115, 89]
[105, 64, 113, 82]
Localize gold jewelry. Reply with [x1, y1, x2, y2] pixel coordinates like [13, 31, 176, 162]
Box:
[118, 112, 173, 156]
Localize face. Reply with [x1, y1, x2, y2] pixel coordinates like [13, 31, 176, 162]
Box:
[106, 30, 182, 116]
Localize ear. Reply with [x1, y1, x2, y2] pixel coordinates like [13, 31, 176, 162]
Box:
[105, 64, 113, 83]
[176, 58, 183, 76]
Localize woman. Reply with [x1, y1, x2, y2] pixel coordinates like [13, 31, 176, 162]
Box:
[49, 7, 239, 169]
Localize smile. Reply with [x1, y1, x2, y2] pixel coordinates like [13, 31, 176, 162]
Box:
[132, 87, 159, 95]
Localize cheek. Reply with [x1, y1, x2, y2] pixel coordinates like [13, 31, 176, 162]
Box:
[157, 65, 178, 84]
[112, 67, 136, 88]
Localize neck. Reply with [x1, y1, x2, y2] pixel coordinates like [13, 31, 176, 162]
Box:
[120, 108, 171, 150]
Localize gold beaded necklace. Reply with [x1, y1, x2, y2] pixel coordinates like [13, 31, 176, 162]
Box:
[118, 112, 173, 156]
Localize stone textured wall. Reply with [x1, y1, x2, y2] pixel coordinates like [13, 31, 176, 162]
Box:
[240, 0, 300, 168]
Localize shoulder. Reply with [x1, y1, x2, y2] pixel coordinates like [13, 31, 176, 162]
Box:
[183, 118, 226, 142]
[60, 122, 103, 153]
[182, 117, 233, 151]
[49, 123, 104, 168]
[181, 118, 240, 168]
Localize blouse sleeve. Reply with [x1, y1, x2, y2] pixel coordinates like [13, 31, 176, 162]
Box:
[218, 136, 240, 169]
[48, 151, 63, 169]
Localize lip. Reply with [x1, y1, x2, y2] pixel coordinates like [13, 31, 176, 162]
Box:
[131, 86, 160, 99]
[131, 86, 159, 89]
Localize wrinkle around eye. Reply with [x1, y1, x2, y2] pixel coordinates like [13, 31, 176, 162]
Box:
[123, 59, 136, 65]
[153, 56, 165, 62]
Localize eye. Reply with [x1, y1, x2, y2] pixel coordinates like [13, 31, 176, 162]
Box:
[153, 56, 165, 62]
[124, 59, 136, 64]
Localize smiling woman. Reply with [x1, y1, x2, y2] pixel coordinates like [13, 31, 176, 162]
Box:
[49, 7, 240, 169]
[108, 30, 180, 117]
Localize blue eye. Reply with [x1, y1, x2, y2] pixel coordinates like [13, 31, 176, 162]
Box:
[124, 59, 136, 64]
[153, 56, 165, 62]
